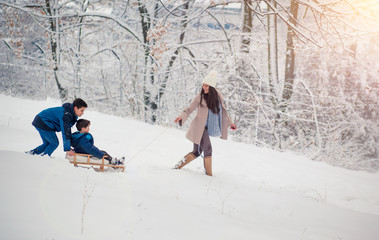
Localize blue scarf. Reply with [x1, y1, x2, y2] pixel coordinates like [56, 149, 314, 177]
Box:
[205, 103, 222, 137]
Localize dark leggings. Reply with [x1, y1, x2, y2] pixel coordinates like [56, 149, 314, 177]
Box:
[192, 128, 212, 158]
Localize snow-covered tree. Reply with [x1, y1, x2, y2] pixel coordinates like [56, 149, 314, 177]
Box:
[0, 0, 378, 171]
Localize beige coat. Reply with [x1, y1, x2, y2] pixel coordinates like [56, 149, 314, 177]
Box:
[179, 90, 234, 145]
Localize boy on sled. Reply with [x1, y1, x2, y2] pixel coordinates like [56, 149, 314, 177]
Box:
[71, 119, 124, 165]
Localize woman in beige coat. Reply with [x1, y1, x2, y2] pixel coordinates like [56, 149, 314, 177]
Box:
[174, 71, 236, 176]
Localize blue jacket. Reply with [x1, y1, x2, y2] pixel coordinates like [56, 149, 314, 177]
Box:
[32, 103, 78, 151]
[71, 131, 104, 159]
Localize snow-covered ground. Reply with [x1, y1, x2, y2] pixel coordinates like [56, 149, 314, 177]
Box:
[0, 94, 379, 240]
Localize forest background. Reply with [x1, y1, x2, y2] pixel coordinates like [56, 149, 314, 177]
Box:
[0, 0, 378, 171]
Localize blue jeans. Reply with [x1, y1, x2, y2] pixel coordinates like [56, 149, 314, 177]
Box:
[32, 127, 59, 156]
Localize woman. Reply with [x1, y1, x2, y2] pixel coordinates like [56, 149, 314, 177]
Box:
[174, 70, 237, 176]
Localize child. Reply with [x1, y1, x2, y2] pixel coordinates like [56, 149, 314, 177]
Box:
[27, 98, 87, 157]
[71, 119, 123, 165]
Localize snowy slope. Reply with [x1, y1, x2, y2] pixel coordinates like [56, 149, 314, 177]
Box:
[1, 94, 379, 240]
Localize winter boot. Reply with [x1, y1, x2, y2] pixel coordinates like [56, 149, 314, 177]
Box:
[112, 157, 124, 165]
[25, 149, 37, 155]
[174, 153, 197, 169]
[203, 156, 212, 176]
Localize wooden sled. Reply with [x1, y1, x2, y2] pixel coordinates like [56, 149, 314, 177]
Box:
[66, 153, 125, 172]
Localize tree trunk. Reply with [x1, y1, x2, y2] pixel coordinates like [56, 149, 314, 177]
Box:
[241, 0, 252, 53]
[274, 1, 279, 84]
[267, 0, 281, 148]
[45, 0, 67, 101]
[282, 0, 299, 111]
[138, 0, 159, 122]
[74, 0, 89, 98]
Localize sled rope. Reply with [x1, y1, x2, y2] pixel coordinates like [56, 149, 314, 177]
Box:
[126, 127, 169, 164]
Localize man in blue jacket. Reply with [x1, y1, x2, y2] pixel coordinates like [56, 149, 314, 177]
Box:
[27, 98, 87, 157]
[71, 119, 113, 162]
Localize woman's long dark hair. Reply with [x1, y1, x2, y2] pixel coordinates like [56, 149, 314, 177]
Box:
[200, 86, 220, 114]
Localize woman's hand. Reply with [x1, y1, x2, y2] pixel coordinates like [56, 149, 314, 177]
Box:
[174, 117, 182, 123]
[231, 124, 237, 130]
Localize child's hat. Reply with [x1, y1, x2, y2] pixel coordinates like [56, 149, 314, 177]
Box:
[202, 70, 217, 88]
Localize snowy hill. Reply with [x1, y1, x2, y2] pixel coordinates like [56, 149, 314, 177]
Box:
[1, 94, 379, 240]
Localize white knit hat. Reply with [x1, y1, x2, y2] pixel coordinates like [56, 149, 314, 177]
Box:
[202, 70, 217, 88]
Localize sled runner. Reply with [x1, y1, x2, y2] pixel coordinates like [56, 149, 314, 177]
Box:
[66, 153, 125, 172]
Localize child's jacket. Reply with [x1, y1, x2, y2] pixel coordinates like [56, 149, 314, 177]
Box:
[32, 103, 77, 151]
[71, 132, 105, 159]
